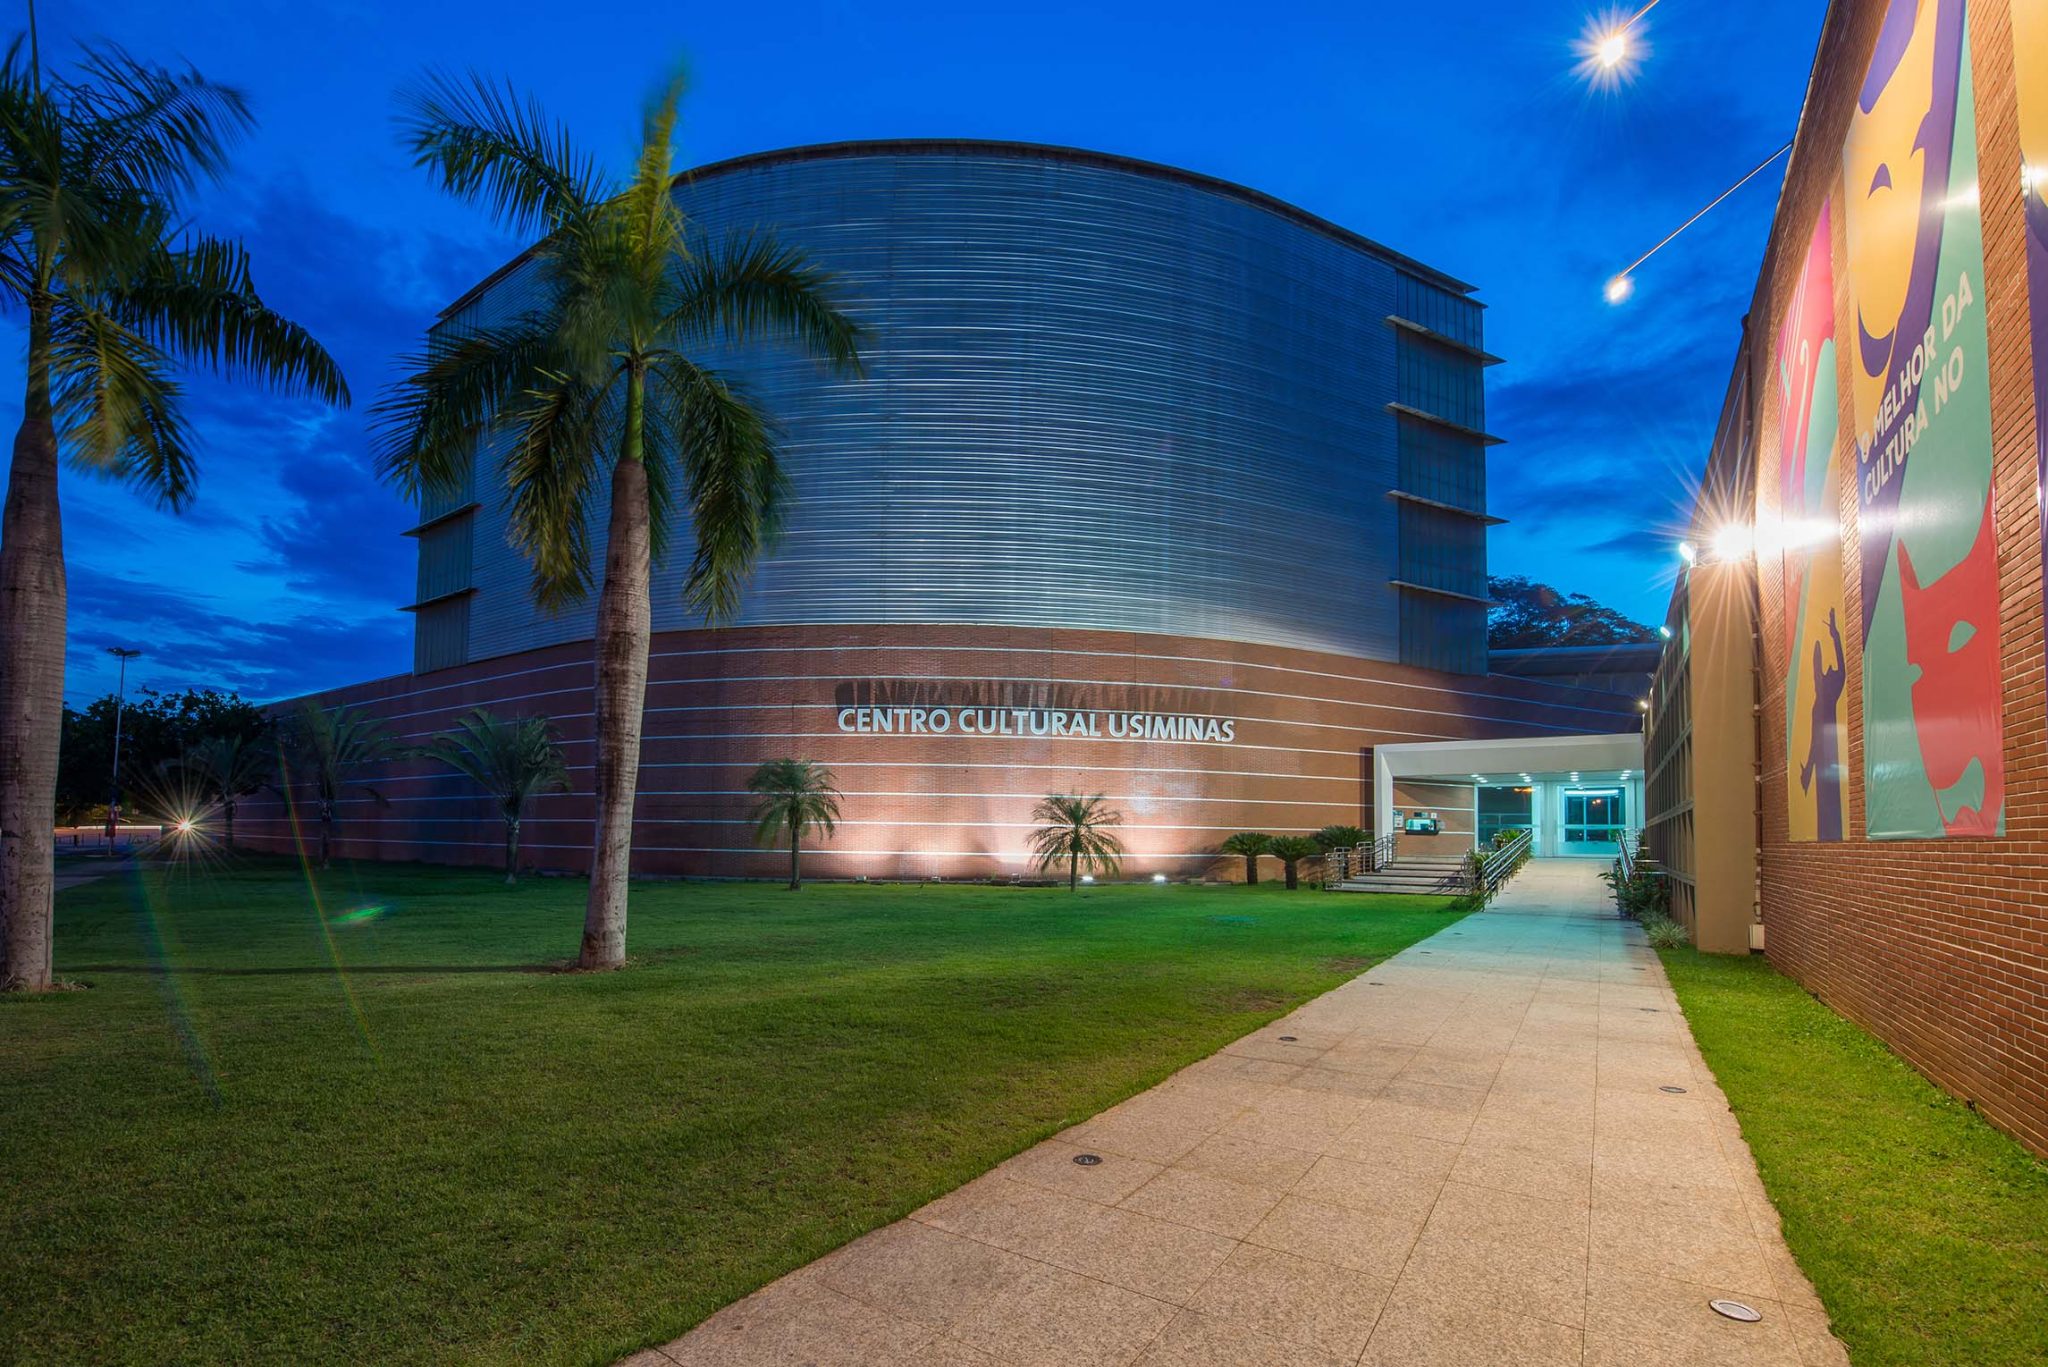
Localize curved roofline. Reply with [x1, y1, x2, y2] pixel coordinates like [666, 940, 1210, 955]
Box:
[439, 137, 1476, 319]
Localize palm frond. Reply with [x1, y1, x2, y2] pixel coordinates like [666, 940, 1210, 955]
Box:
[398, 71, 603, 236]
[69, 45, 252, 197]
[504, 366, 615, 610]
[415, 709, 569, 816]
[170, 732, 272, 799]
[1027, 794, 1126, 877]
[106, 236, 349, 404]
[665, 229, 864, 375]
[651, 357, 785, 622]
[746, 757, 841, 846]
[47, 301, 197, 508]
[373, 314, 554, 499]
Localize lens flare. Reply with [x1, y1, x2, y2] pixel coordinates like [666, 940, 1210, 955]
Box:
[1575, 8, 1648, 89]
[331, 903, 389, 925]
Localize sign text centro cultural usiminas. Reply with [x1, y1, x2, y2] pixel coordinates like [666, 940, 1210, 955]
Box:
[835, 705, 1237, 743]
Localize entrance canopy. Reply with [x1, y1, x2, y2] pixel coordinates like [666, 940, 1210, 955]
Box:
[1375, 733, 1646, 859]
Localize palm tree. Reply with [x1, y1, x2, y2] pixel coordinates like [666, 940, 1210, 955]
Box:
[1268, 835, 1319, 891]
[374, 72, 860, 971]
[415, 709, 569, 884]
[1311, 825, 1368, 853]
[1218, 831, 1273, 885]
[283, 703, 397, 871]
[746, 758, 840, 890]
[0, 45, 347, 992]
[170, 732, 272, 849]
[1029, 794, 1125, 892]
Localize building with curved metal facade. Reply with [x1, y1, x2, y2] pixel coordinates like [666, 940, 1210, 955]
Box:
[244, 141, 1641, 879]
[412, 140, 1499, 676]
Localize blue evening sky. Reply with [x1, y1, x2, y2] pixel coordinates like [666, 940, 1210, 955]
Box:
[18, 0, 1824, 704]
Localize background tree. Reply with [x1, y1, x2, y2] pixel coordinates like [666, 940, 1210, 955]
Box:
[282, 703, 396, 871]
[376, 71, 860, 971]
[1310, 825, 1368, 853]
[1268, 835, 1319, 890]
[414, 709, 569, 884]
[1218, 831, 1272, 885]
[0, 45, 347, 991]
[1028, 794, 1124, 891]
[1487, 575, 1658, 649]
[167, 731, 273, 849]
[57, 687, 267, 824]
[746, 758, 840, 891]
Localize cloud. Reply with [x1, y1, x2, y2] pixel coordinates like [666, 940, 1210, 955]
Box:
[64, 563, 410, 704]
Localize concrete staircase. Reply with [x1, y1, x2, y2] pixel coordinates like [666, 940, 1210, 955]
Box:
[1332, 854, 1471, 896]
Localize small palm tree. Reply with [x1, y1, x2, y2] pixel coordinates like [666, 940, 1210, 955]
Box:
[170, 732, 272, 849]
[1268, 835, 1319, 891]
[375, 71, 861, 971]
[415, 710, 569, 884]
[0, 46, 347, 992]
[1029, 794, 1125, 892]
[1311, 825, 1368, 853]
[746, 758, 841, 890]
[283, 703, 397, 870]
[1218, 831, 1273, 885]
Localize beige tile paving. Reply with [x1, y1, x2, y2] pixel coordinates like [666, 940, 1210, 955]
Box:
[636, 860, 1845, 1365]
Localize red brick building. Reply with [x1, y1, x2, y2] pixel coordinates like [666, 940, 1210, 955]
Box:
[1644, 0, 2048, 1157]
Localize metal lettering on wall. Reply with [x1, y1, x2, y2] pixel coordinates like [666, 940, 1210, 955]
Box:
[834, 706, 1237, 743]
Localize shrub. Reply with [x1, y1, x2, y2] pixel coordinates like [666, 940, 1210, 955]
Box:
[1640, 915, 1691, 949]
[1310, 825, 1368, 853]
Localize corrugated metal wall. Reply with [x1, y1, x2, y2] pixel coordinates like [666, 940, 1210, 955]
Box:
[425, 144, 1495, 673]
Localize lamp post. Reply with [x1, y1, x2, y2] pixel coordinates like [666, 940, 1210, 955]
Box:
[105, 647, 141, 852]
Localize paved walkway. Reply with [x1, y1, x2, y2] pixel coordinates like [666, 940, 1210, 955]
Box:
[636, 862, 1845, 1367]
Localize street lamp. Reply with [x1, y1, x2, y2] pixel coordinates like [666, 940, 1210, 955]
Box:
[1603, 139, 1793, 303]
[1577, 0, 1665, 86]
[105, 646, 141, 852]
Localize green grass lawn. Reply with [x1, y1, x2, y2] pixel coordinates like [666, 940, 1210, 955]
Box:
[2, 860, 1461, 1366]
[1659, 948, 2048, 1367]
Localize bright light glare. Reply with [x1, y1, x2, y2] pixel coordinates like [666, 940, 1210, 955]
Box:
[1678, 541, 1698, 565]
[1710, 524, 1755, 562]
[1576, 10, 1647, 88]
[174, 819, 195, 834]
[1658, 624, 1673, 639]
[1080, 874, 1095, 884]
[1151, 873, 1168, 883]
[1604, 273, 1635, 305]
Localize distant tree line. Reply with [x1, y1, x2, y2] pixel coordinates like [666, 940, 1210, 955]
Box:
[56, 689, 267, 825]
[1487, 575, 1659, 650]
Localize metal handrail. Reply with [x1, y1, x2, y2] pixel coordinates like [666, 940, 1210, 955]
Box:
[1471, 828, 1533, 896]
[1368, 832, 1398, 871]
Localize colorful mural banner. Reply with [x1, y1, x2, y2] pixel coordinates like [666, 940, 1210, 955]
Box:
[2017, 2, 2048, 644]
[1842, 0, 2003, 839]
[1778, 206, 1847, 843]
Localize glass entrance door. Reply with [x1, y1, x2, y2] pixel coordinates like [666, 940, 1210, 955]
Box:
[1560, 788, 1626, 856]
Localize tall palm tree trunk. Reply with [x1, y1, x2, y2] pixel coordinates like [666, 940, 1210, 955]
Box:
[788, 824, 800, 891]
[223, 799, 236, 852]
[319, 799, 334, 871]
[1244, 855, 1258, 885]
[1, 332, 65, 993]
[1069, 847, 1078, 892]
[580, 377, 651, 970]
[504, 814, 520, 886]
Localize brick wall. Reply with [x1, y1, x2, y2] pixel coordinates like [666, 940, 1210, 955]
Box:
[1719, 0, 2048, 1156]
[236, 623, 1637, 884]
